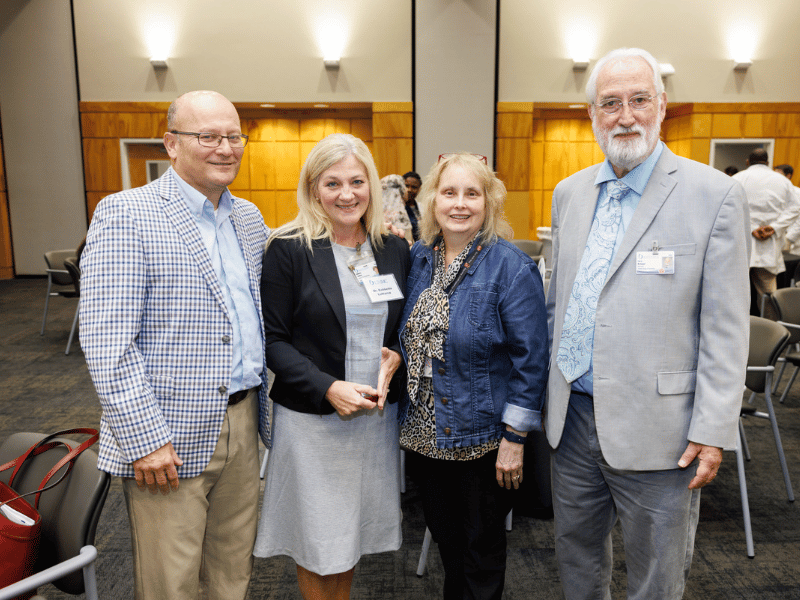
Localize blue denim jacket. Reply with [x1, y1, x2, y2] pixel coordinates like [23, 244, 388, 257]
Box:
[399, 237, 549, 449]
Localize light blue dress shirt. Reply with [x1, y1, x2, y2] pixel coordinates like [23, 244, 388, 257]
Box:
[173, 169, 264, 394]
[573, 141, 665, 396]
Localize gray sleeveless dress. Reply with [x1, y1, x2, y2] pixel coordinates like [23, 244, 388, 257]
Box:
[254, 240, 402, 575]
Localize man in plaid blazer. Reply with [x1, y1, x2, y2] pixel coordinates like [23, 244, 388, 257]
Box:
[80, 91, 269, 600]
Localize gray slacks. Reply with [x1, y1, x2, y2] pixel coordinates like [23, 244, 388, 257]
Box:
[551, 392, 701, 600]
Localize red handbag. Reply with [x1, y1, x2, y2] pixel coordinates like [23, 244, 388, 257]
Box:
[0, 428, 99, 599]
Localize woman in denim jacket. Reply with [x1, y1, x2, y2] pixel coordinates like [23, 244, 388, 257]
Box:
[399, 153, 549, 599]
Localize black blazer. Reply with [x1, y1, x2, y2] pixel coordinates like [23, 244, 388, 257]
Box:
[261, 234, 411, 414]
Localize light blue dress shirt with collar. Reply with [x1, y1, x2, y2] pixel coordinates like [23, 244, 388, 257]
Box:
[172, 170, 264, 394]
[573, 141, 665, 396]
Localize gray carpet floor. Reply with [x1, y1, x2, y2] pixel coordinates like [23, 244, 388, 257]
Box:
[1, 278, 798, 599]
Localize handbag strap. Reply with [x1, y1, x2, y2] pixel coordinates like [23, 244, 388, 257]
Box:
[1, 428, 99, 508]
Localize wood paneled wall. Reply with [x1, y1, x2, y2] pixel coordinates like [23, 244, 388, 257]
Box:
[79, 102, 414, 227]
[662, 103, 800, 187]
[497, 102, 800, 239]
[0, 123, 13, 279]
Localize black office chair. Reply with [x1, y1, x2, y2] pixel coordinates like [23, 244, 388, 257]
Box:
[63, 257, 81, 355]
[40, 250, 77, 336]
[0, 432, 110, 600]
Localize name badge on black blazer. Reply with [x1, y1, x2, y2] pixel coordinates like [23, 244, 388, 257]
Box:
[364, 274, 404, 302]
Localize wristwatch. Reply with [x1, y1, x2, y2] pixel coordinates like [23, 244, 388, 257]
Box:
[501, 429, 526, 445]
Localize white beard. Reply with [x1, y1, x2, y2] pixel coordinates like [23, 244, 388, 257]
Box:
[594, 121, 660, 174]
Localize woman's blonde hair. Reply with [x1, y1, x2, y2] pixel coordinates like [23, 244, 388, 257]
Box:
[417, 153, 512, 246]
[269, 133, 386, 249]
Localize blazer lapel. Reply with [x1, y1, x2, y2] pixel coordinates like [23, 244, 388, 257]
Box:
[308, 239, 347, 334]
[159, 172, 229, 317]
[229, 202, 261, 305]
[606, 147, 678, 282]
[561, 166, 602, 280]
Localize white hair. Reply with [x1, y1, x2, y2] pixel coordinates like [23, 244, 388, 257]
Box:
[585, 48, 664, 105]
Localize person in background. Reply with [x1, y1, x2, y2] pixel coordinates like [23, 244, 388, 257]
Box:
[546, 48, 750, 599]
[399, 152, 548, 599]
[403, 170, 423, 240]
[254, 133, 410, 600]
[724, 165, 739, 176]
[733, 149, 800, 318]
[382, 173, 414, 241]
[80, 90, 270, 600]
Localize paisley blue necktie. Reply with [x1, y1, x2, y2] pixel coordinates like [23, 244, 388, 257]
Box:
[557, 180, 630, 383]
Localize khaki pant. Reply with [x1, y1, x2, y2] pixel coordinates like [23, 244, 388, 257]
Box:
[123, 391, 260, 600]
[751, 267, 778, 320]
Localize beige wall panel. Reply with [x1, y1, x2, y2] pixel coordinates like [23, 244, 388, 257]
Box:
[351, 119, 373, 143]
[326, 119, 352, 136]
[0, 191, 12, 279]
[543, 142, 571, 191]
[691, 139, 711, 163]
[373, 113, 414, 139]
[82, 112, 153, 138]
[691, 114, 712, 138]
[247, 142, 276, 190]
[249, 191, 276, 227]
[776, 113, 800, 138]
[744, 113, 777, 138]
[86, 192, 106, 221]
[372, 138, 413, 179]
[544, 120, 569, 142]
[275, 120, 301, 142]
[529, 190, 543, 239]
[711, 114, 744, 139]
[274, 142, 302, 190]
[83, 138, 122, 191]
[504, 191, 530, 239]
[248, 120, 276, 142]
[497, 113, 532, 139]
[276, 190, 299, 227]
[300, 119, 326, 142]
[530, 141, 544, 192]
[229, 151, 251, 192]
[569, 142, 597, 175]
[496, 138, 529, 192]
[300, 141, 317, 169]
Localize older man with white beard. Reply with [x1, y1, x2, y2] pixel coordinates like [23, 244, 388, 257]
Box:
[545, 48, 750, 600]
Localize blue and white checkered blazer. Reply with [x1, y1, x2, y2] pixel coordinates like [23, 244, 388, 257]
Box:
[79, 169, 271, 478]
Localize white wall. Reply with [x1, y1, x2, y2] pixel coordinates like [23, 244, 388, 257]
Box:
[499, 0, 800, 102]
[72, 0, 412, 102]
[415, 0, 497, 174]
[0, 0, 86, 275]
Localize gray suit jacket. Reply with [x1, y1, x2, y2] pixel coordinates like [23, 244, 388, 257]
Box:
[545, 146, 750, 470]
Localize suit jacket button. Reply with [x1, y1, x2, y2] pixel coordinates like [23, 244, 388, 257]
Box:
[444, 427, 451, 435]
[218, 385, 228, 395]
[222, 335, 231, 343]
[441, 396, 448, 405]
[438, 367, 445, 375]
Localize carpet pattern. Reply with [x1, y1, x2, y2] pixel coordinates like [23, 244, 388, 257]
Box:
[1, 278, 798, 599]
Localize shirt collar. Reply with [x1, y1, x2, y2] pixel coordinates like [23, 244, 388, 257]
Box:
[594, 140, 664, 195]
[171, 167, 233, 221]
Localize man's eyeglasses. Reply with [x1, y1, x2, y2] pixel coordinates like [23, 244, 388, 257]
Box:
[438, 153, 488, 164]
[170, 131, 249, 148]
[595, 94, 658, 115]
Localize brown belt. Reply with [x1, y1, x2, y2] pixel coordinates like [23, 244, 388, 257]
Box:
[228, 387, 256, 406]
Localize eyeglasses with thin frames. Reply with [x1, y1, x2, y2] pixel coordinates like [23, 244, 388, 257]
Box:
[595, 94, 658, 115]
[170, 130, 249, 148]
[438, 153, 488, 164]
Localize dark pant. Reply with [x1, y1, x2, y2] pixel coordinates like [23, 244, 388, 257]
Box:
[409, 449, 512, 600]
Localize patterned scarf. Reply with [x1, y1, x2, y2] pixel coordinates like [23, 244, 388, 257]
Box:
[402, 235, 478, 406]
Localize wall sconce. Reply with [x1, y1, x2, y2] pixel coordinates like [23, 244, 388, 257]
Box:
[323, 57, 340, 70]
[659, 63, 675, 78]
[572, 59, 589, 72]
[733, 60, 752, 72]
[150, 58, 168, 70]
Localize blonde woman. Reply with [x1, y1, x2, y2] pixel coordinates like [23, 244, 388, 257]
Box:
[254, 133, 410, 600]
